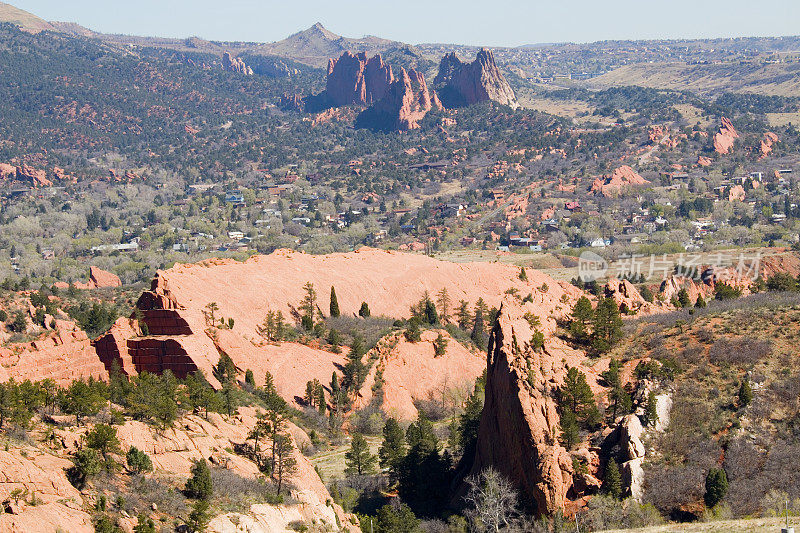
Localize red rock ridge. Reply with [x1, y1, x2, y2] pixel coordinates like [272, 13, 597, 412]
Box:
[434, 49, 518, 109]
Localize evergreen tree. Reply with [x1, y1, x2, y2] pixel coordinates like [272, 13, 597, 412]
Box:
[184, 459, 213, 500]
[456, 300, 472, 331]
[436, 288, 451, 324]
[591, 297, 623, 353]
[133, 514, 157, 533]
[358, 302, 371, 318]
[244, 369, 255, 387]
[560, 367, 600, 429]
[677, 288, 691, 307]
[374, 502, 420, 533]
[214, 353, 237, 384]
[559, 410, 580, 450]
[274, 432, 297, 495]
[85, 424, 121, 461]
[345, 433, 377, 476]
[67, 448, 102, 489]
[433, 332, 448, 357]
[186, 498, 211, 533]
[471, 307, 487, 349]
[603, 460, 622, 500]
[643, 391, 659, 428]
[126, 446, 153, 474]
[342, 337, 367, 392]
[695, 294, 707, 308]
[457, 384, 484, 458]
[329, 286, 340, 318]
[379, 418, 406, 475]
[704, 468, 728, 508]
[569, 296, 593, 343]
[738, 379, 753, 408]
[519, 266, 528, 281]
[59, 377, 107, 425]
[300, 282, 317, 329]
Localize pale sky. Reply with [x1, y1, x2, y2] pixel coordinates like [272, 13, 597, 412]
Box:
[11, 0, 800, 47]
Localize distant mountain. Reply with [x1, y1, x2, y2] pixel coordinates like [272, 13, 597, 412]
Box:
[0, 1, 54, 32]
[254, 23, 406, 68]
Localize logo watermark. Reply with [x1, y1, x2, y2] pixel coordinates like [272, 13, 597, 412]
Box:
[578, 251, 762, 283]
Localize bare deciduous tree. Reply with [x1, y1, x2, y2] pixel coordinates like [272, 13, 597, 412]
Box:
[464, 467, 519, 533]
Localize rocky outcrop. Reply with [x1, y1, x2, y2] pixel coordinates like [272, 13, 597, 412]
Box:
[434, 49, 518, 109]
[728, 184, 746, 202]
[325, 51, 395, 107]
[279, 92, 305, 112]
[355, 67, 441, 131]
[222, 52, 253, 75]
[0, 325, 108, 385]
[460, 301, 587, 515]
[74, 266, 121, 289]
[604, 278, 656, 314]
[16, 164, 52, 187]
[590, 165, 650, 197]
[713, 117, 739, 154]
[760, 132, 779, 158]
[697, 155, 712, 167]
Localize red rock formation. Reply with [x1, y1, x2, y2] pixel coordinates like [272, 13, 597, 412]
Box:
[325, 51, 395, 107]
[279, 92, 305, 112]
[697, 155, 712, 167]
[16, 164, 52, 187]
[462, 301, 577, 514]
[74, 266, 121, 289]
[604, 278, 657, 314]
[760, 132, 779, 158]
[713, 117, 739, 154]
[590, 165, 650, 197]
[222, 51, 253, 75]
[434, 49, 518, 109]
[0, 163, 16, 180]
[728, 184, 746, 202]
[356, 67, 441, 131]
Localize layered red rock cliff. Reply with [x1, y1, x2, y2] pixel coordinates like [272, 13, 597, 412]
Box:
[434, 49, 518, 109]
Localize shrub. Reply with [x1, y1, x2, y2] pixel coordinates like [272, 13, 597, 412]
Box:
[126, 446, 153, 474]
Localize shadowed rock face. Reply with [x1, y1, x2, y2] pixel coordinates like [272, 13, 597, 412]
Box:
[434, 49, 518, 109]
[326, 51, 395, 107]
[355, 67, 441, 131]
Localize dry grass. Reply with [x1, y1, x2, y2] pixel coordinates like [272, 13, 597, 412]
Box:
[601, 516, 799, 532]
[767, 112, 800, 127]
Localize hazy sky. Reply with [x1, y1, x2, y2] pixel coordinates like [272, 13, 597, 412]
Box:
[12, 0, 800, 47]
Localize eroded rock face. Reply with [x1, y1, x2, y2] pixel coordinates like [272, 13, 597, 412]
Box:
[16, 164, 52, 187]
[355, 67, 441, 131]
[605, 278, 656, 314]
[713, 117, 739, 154]
[325, 51, 395, 107]
[222, 52, 253, 75]
[462, 301, 579, 515]
[434, 49, 518, 109]
[590, 165, 650, 197]
[760, 132, 779, 158]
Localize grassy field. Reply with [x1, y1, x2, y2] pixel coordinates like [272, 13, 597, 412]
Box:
[601, 516, 799, 532]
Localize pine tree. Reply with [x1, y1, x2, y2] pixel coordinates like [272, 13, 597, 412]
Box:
[519, 267, 528, 281]
[677, 288, 691, 307]
[456, 300, 472, 331]
[184, 459, 213, 500]
[433, 332, 448, 357]
[345, 433, 378, 476]
[436, 288, 452, 324]
[591, 297, 623, 353]
[358, 302, 371, 318]
[244, 369, 255, 387]
[329, 286, 340, 318]
[186, 498, 211, 533]
[738, 379, 753, 408]
[126, 446, 153, 474]
[214, 353, 237, 384]
[569, 296, 593, 343]
[471, 309, 487, 349]
[603, 460, 622, 500]
[301, 282, 317, 330]
[643, 391, 659, 427]
[704, 468, 728, 508]
[695, 294, 707, 308]
[342, 337, 367, 391]
[379, 418, 406, 475]
[274, 432, 297, 495]
[560, 367, 599, 428]
[559, 410, 580, 450]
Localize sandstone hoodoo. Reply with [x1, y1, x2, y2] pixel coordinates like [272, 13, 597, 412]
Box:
[325, 51, 395, 107]
[434, 48, 518, 109]
[355, 67, 441, 131]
